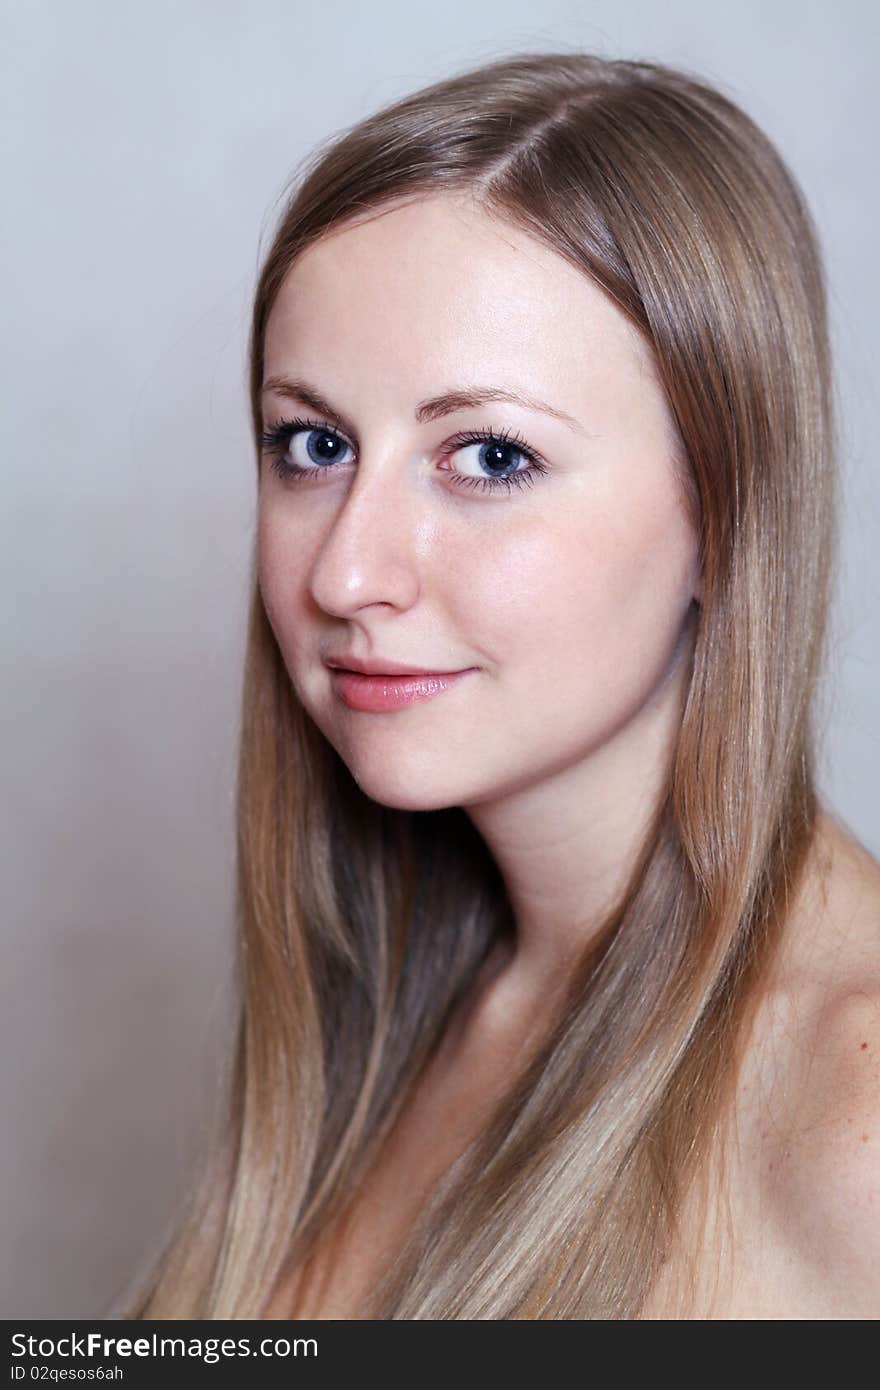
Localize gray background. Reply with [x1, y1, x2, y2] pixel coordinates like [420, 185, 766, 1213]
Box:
[2, 1, 877, 1318]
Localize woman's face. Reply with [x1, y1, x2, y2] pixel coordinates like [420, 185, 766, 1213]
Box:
[258, 193, 701, 812]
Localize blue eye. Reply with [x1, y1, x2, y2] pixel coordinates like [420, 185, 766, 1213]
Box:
[258, 416, 550, 496]
[266, 421, 354, 471]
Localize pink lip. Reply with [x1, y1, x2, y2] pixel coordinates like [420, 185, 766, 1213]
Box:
[325, 653, 466, 676]
[329, 667, 476, 711]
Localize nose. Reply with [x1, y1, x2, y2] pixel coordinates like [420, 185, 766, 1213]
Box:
[306, 456, 423, 619]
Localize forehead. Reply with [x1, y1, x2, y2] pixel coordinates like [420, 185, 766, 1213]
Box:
[262, 194, 659, 401]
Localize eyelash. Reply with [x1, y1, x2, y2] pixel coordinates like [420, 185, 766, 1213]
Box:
[257, 415, 550, 495]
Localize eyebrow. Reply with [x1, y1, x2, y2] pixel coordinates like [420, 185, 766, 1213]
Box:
[261, 375, 590, 437]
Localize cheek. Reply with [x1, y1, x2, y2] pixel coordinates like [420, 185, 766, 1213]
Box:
[256, 505, 313, 653]
[467, 496, 696, 689]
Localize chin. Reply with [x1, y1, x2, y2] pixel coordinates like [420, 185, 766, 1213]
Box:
[346, 763, 468, 814]
[325, 734, 480, 811]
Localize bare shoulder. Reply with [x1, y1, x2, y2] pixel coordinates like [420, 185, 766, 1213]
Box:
[754, 810, 880, 1315]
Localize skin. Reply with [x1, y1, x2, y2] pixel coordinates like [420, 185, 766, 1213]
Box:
[257, 192, 880, 1318]
[258, 191, 702, 1019]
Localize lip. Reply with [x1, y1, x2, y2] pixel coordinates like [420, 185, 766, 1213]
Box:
[325, 654, 469, 677]
[328, 666, 476, 712]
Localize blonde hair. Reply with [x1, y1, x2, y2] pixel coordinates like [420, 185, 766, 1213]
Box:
[118, 49, 837, 1318]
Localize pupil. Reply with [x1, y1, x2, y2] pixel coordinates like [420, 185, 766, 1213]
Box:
[483, 442, 515, 474]
[309, 430, 342, 463]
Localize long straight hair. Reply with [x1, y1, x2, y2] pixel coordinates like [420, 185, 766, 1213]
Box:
[119, 49, 838, 1318]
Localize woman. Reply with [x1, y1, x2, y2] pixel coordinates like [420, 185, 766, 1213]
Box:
[121, 50, 880, 1319]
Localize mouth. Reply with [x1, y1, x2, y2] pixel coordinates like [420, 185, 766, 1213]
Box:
[327, 666, 476, 712]
[325, 654, 472, 677]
